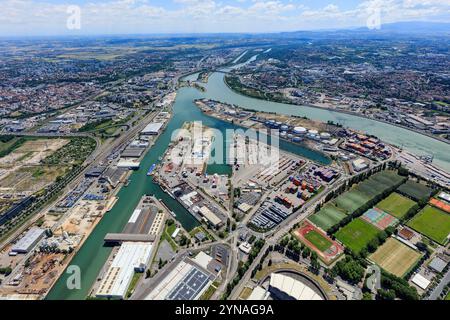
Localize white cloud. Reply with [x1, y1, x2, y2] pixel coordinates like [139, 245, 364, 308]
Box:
[0, 0, 448, 36]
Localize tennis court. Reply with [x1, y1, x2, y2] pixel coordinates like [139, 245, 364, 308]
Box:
[361, 208, 399, 230]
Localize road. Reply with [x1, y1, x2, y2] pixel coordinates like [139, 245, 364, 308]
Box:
[427, 268, 450, 300]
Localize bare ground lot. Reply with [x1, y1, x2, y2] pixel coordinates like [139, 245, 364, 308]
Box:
[0, 166, 68, 194]
[0, 139, 69, 167]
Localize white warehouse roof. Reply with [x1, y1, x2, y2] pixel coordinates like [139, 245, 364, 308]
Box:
[12, 227, 45, 253]
[142, 122, 163, 134]
[411, 274, 430, 290]
[96, 242, 153, 299]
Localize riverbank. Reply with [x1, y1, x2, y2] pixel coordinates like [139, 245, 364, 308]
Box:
[223, 74, 450, 146]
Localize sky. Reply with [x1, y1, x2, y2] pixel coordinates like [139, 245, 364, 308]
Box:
[0, 0, 449, 36]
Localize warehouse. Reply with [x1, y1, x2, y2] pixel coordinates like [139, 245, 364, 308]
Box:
[121, 148, 144, 158]
[117, 160, 141, 169]
[352, 158, 369, 172]
[96, 242, 153, 299]
[11, 227, 45, 254]
[141, 122, 163, 135]
[198, 206, 222, 228]
[145, 258, 213, 300]
[85, 166, 106, 178]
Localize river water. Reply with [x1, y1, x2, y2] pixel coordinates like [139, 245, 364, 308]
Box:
[46, 71, 330, 300]
[47, 53, 449, 300]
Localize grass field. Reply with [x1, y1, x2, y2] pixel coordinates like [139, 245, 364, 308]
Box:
[334, 189, 371, 213]
[309, 170, 404, 231]
[335, 218, 380, 254]
[304, 230, 333, 252]
[407, 205, 450, 245]
[397, 180, 432, 201]
[309, 204, 347, 231]
[369, 238, 422, 277]
[376, 192, 417, 219]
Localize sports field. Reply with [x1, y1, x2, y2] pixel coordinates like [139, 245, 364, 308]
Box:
[308, 204, 347, 231]
[309, 170, 404, 231]
[407, 205, 450, 245]
[429, 198, 450, 214]
[397, 180, 432, 201]
[335, 218, 380, 254]
[376, 192, 417, 219]
[304, 230, 332, 252]
[294, 221, 343, 264]
[369, 238, 422, 277]
[334, 189, 370, 213]
[361, 208, 398, 230]
[332, 171, 404, 215]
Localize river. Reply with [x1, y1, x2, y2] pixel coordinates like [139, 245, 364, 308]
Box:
[203, 72, 450, 172]
[47, 52, 449, 300]
[46, 70, 330, 300]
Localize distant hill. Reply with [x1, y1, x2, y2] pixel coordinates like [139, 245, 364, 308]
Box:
[276, 21, 450, 40]
[359, 21, 450, 34]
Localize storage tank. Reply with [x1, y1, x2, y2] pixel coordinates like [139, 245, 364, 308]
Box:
[280, 125, 289, 131]
[292, 136, 302, 143]
[320, 132, 331, 140]
[308, 129, 319, 135]
[293, 126, 307, 135]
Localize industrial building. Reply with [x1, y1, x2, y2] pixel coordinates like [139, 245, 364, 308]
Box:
[117, 160, 141, 169]
[145, 258, 213, 300]
[96, 242, 153, 299]
[141, 122, 163, 135]
[250, 200, 291, 230]
[11, 227, 45, 254]
[269, 273, 324, 300]
[85, 166, 107, 178]
[121, 148, 145, 158]
[197, 206, 222, 228]
[352, 158, 369, 172]
[101, 167, 127, 188]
